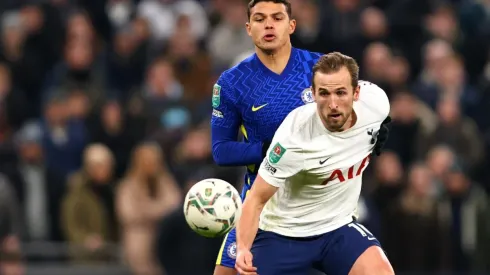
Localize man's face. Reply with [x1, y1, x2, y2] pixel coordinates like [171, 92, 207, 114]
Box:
[246, 2, 295, 52]
[20, 143, 43, 163]
[87, 161, 113, 184]
[139, 148, 162, 177]
[147, 62, 173, 94]
[312, 67, 359, 132]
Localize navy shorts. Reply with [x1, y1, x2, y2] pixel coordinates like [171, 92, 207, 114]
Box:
[250, 221, 382, 275]
[216, 175, 254, 268]
[216, 227, 238, 268]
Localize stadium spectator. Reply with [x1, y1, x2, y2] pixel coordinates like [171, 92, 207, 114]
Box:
[437, 161, 490, 272]
[87, 100, 144, 178]
[207, 0, 253, 70]
[116, 142, 181, 275]
[384, 163, 450, 272]
[0, 174, 23, 275]
[14, 120, 64, 242]
[61, 144, 117, 262]
[41, 93, 87, 181]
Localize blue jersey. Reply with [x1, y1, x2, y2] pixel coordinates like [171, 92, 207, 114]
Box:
[211, 47, 321, 200]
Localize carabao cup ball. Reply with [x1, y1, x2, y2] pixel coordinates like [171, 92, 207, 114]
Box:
[183, 178, 242, 238]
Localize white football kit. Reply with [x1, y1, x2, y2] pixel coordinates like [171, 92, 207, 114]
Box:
[257, 81, 390, 238]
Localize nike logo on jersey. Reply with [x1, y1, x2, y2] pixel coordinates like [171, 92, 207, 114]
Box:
[319, 157, 330, 165]
[252, 104, 268, 112]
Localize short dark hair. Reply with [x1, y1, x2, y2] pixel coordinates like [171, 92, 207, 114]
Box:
[247, 0, 292, 20]
[312, 52, 359, 90]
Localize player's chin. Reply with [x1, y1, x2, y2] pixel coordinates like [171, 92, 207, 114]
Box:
[258, 40, 280, 50]
[326, 117, 345, 130]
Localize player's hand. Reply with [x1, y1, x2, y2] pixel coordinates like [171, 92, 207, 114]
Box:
[235, 248, 257, 275]
[372, 116, 391, 156]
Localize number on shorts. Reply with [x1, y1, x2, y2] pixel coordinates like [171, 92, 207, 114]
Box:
[348, 223, 376, 240]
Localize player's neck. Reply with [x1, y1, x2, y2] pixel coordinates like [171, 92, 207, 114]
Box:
[344, 110, 357, 131]
[256, 42, 292, 75]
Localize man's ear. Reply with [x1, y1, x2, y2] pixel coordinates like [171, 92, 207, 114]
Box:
[311, 86, 317, 102]
[289, 19, 296, 34]
[353, 85, 360, 101]
[246, 22, 252, 36]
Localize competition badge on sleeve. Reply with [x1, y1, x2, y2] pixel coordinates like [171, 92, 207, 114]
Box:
[269, 143, 286, 164]
[212, 84, 221, 108]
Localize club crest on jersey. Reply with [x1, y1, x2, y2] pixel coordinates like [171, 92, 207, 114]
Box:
[227, 242, 237, 259]
[212, 84, 221, 108]
[269, 142, 286, 164]
[301, 87, 314, 104]
[212, 109, 224, 118]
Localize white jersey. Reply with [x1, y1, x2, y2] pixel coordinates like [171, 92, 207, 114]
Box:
[257, 81, 390, 237]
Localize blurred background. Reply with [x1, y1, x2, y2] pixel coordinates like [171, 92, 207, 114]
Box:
[0, 0, 489, 274]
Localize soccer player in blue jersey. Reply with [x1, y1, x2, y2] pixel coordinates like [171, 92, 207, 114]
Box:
[210, 1, 389, 275]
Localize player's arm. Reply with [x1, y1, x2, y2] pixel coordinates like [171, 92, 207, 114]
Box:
[211, 77, 265, 166]
[236, 108, 302, 250]
[236, 147, 302, 251]
[236, 174, 278, 251]
[236, 135, 303, 273]
[359, 80, 392, 156]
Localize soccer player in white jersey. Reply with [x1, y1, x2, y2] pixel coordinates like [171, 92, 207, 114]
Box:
[235, 52, 395, 275]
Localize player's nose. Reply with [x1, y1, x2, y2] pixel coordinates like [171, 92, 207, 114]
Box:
[264, 18, 274, 29]
[327, 97, 339, 110]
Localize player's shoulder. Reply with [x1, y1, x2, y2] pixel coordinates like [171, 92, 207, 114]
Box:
[294, 48, 323, 62]
[213, 54, 256, 101]
[275, 104, 317, 140]
[288, 102, 317, 122]
[293, 48, 322, 75]
[218, 53, 256, 83]
[358, 80, 390, 120]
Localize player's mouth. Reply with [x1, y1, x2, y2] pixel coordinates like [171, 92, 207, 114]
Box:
[328, 113, 342, 119]
[263, 34, 276, 41]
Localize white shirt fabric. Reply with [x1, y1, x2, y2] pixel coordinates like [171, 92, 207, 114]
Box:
[257, 81, 390, 237]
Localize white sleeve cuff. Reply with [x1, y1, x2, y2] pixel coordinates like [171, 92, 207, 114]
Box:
[258, 170, 284, 188]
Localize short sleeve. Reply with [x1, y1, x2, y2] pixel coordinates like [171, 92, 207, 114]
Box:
[258, 141, 303, 188]
[210, 76, 241, 129]
[359, 80, 390, 120]
[257, 107, 305, 187]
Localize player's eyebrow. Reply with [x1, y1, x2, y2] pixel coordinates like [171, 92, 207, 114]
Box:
[318, 87, 346, 92]
[252, 11, 285, 18]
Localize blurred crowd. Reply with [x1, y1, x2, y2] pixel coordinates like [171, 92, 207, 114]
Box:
[0, 0, 488, 274]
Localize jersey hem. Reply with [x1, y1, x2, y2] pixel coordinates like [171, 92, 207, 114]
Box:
[258, 215, 353, 238]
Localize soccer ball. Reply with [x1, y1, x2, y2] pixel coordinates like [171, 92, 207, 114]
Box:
[183, 178, 242, 238]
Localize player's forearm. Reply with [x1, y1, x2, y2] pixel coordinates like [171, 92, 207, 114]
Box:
[212, 140, 263, 166]
[211, 125, 264, 166]
[236, 198, 263, 251]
